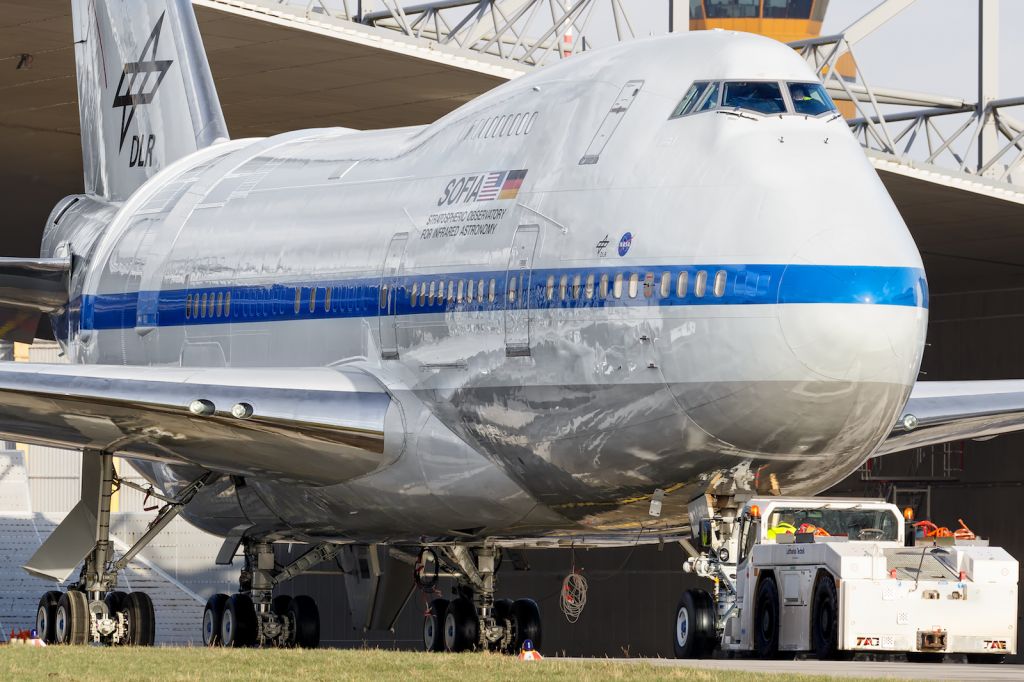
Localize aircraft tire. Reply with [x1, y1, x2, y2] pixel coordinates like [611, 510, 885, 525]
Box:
[221, 593, 257, 647]
[754, 576, 781, 659]
[103, 591, 129, 645]
[510, 598, 542, 653]
[35, 591, 63, 644]
[126, 592, 156, 646]
[443, 597, 479, 652]
[288, 595, 320, 649]
[202, 593, 230, 646]
[423, 598, 449, 652]
[55, 590, 90, 645]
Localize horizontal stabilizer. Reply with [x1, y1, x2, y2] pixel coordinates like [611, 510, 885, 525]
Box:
[0, 257, 71, 342]
[0, 363, 398, 486]
[879, 380, 1024, 456]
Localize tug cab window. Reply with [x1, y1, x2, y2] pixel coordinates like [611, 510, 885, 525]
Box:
[722, 81, 786, 115]
[788, 82, 836, 116]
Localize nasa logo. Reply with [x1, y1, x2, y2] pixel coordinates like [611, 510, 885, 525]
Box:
[617, 232, 632, 257]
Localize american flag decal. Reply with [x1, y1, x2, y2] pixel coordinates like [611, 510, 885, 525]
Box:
[477, 171, 506, 201]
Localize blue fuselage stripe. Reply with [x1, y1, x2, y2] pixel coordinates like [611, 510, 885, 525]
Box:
[78, 264, 928, 331]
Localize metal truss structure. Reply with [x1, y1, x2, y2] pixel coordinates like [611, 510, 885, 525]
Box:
[793, 0, 1024, 185]
[289, 0, 641, 66]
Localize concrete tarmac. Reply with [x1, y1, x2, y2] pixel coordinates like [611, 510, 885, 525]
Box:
[571, 658, 1024, 680]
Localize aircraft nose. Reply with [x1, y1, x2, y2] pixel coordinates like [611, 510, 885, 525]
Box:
[776, 229, 928, 385]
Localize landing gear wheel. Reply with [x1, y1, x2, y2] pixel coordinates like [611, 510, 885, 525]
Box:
[125, 592, 156, 646]
[271, 595, 294, 647]
[966, 653, 1005, 664]
[103, 592, 129, 646]
[423, 598, 449, 652]
[491, 599, 514, 653]
[55, 590, 89, 645]
[288, 595, 319, 649]
[221, 593, 257, 647]
[443, 597, 479, 652]
[510, 598, 542, 653]
[811, 576, 844, 660]
[673, 590, 714, 658]
[754, 576, 781, 659]
[202, 593, 230, 647]
[35, 591, 62, 644]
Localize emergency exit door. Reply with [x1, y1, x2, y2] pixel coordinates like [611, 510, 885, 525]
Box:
[504, 225, 540, 357]
[379, 232, 408, 359]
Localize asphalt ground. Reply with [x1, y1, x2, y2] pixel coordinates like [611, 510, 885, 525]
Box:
[577, 657, 1024, 680]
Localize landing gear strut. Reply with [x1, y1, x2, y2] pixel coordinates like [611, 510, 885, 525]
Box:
[419, 545, 542, 654]
[203, 540, 336, 648]
[28, 450, 215, 645]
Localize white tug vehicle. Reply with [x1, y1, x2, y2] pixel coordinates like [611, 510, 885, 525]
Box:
[674, 495, 1018, 662]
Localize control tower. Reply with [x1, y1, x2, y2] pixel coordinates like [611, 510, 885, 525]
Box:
[689, 0, 831, 43]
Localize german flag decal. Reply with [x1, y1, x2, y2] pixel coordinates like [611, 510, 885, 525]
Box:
[498, 169, 528, 200]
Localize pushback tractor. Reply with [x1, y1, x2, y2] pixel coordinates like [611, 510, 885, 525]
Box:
[674, 495, 1018, 662]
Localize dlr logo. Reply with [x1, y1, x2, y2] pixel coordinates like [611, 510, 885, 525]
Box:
[129, 134, 157, 168]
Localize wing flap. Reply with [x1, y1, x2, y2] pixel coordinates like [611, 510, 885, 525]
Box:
[879, 380, 1024, 456]
[0, 363, 397, 485]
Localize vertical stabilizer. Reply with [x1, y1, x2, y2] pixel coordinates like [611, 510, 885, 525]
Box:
[71, 0, 228, 201]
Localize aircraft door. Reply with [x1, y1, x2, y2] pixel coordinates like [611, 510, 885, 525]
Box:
[379, 232, 409, 359]
[504, 225, 540, 357]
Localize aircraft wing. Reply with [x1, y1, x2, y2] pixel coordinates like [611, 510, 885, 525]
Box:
[0, 257, 71, 342]
[878, 380, 1024, 456]
[0, 362, 399, 485]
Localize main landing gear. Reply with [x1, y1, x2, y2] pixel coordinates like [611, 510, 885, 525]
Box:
[203, 540, 337, 648]
[418, 546, 542, 654]
[28, 451, 215, 645]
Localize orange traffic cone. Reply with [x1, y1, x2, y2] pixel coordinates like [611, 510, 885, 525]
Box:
[518, 638, 543, 661]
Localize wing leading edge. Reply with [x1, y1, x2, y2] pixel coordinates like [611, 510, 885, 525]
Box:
[0, 363, 400, 485]
[879, 380, 1024, 456]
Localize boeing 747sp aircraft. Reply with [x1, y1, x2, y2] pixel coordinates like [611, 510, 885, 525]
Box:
[4, 0, 1024, 654]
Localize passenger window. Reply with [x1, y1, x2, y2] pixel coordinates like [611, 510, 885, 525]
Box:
[787, 82, 836, 116]
[573, 274, 582, 299]
[477, 279, 484, 303]
[695, 270, 707, 297]
[310, 287, 318, 313]
[324, 286, 331, 312]
[599, 274, 609, 299]
[643, 273, 654, 298]
[628, 273, 639, 298]
[448, 280, 455, 304]
[420, 282, 427, 307]
[185, 295, 192, 319]
[437, 280, 445, 303]
[380, 285, 388, 309]
[488, 279, 496, 303]
[677, 272, 688, 297]
[457, 280, 465, 303]
[411, 282, 419, 307]
[294, 288, 301, 314]
[660, 272, 671, 298]
[723, 81, 786, 115]
[225, 291, 231, 317]
[546, 275, 555, 301]
[200, 293, 207, 319]
[508, 276, 517, 303]
[670, 81, 710, 118]
[428, 281, 436, 306]
[216, 292, 224, 317]
[714, 270, 727, 297]
[585, 274, 595, 300]
[613, 273, 623, 299]
[559, 275, 568, 301]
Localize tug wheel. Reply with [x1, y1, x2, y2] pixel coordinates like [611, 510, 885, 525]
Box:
[811, 574, 846, 660]
[673, 590, 715, 658]
[754, 576, 781, 658]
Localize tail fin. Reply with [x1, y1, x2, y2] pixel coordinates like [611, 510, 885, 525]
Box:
[71, 0, 228, 201]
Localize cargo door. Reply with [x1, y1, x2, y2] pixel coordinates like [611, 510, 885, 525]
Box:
[378, 232, 409, 359]
[504, 224, 539, 357]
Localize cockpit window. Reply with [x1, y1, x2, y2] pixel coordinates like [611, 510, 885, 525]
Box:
[696, 82, 720, 112]
[671, 81, 711, 118]
[722, 81, 786, 115]
[788, 82, 836, 116]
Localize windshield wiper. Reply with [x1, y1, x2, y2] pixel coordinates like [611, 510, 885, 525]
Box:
[717, 109, 758, 121]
